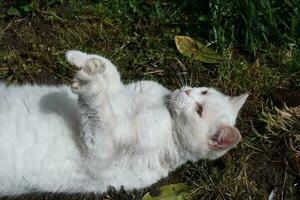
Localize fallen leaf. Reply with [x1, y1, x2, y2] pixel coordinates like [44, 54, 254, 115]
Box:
[175, 35, 222, 63]
[142, 183, 192, 200]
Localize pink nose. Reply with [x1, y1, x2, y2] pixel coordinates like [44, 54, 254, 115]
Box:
[185, 89, 192, 96]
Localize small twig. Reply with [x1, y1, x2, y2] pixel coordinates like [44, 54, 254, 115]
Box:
[74, 16, 101, 20]
[0, 20, 14, 40]
[143, 70, 165, 75]
[0, 67, 9, 71]
[281, 161, 288, 200]
[243, 142, 264, 152]
[250, 120, 270, 140]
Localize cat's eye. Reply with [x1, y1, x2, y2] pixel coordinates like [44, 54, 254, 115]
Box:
[196, 103, 203, 117]
[201, 90, 208, 95]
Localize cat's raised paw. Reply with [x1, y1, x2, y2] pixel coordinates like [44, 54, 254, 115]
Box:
[66, 50, 87, 68]
[76, 58, 106, 81]
[85, 58, 106, 74]
[71, 58, 106, 94]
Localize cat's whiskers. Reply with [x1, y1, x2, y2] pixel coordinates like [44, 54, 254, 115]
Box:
[183, 71, 189, 87]
[170, 66, 185, 87]
[163, 97, 185, 112]
[164, 98, 180, 106]
[175, 71, 184, 87]
[163, 98, 183, 111]
[174, 57, 191, 88]
[189, 66, 195, 87]
[177, 95, 186, 110]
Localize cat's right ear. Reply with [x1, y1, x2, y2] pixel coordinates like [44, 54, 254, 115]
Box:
[229, 94, 248, 117]
[66, 50, 87, 68]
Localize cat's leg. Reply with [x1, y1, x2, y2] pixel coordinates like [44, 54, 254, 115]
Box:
[67, 52, 122, 158]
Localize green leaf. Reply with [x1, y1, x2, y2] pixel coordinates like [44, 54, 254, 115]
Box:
[7, 7, 21, 17]
[21, 4, 34, 13]
[175, 35, 223, 64]
[142, 183, 192, 200]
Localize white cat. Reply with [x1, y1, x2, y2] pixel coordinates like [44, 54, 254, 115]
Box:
[0, 50, 248, 196]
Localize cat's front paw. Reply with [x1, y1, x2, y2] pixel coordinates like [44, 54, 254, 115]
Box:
[72, 58, 106, 94]
[66, 50, 87, 68]
[77, 58, 106, 80]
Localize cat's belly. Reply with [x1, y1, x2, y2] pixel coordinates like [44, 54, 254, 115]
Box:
[94, 153, 170, 191]
[0, 84, 86, 195]
[101, 81, 173, 190]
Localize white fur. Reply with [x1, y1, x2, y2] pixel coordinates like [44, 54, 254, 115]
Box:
[0, 50, 248, 196]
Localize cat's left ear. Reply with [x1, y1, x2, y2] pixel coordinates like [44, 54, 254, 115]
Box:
[229, 94, 248, 117]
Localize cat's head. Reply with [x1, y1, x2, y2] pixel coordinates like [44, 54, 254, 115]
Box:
[169, 87, 248, 161]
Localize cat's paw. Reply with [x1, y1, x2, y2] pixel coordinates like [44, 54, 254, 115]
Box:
[76, 58, 106, 80]
[71, 58, 106, 94]
[66, 50, 88, 68]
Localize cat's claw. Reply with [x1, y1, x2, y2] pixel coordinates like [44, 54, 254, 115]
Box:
[76, 58, 106, 80]
[71, 80, 81, 94]
[86, 58, 106, 73]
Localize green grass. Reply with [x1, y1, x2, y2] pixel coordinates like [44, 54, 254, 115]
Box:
[0, 0, 299, 199]
[209, 0, 300, 55]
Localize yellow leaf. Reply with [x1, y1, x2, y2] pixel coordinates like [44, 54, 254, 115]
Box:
[142, 183, 192, 200]
[175, 35, 222, 64]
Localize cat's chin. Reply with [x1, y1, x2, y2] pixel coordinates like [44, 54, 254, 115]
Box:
[169, 89, 189, 110]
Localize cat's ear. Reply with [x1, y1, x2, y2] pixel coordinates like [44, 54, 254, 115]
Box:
[209, 125, 241, 150]
[229, 94, 248, 117]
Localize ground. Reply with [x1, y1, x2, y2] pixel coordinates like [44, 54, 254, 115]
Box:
[0, 1, 299, 199]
